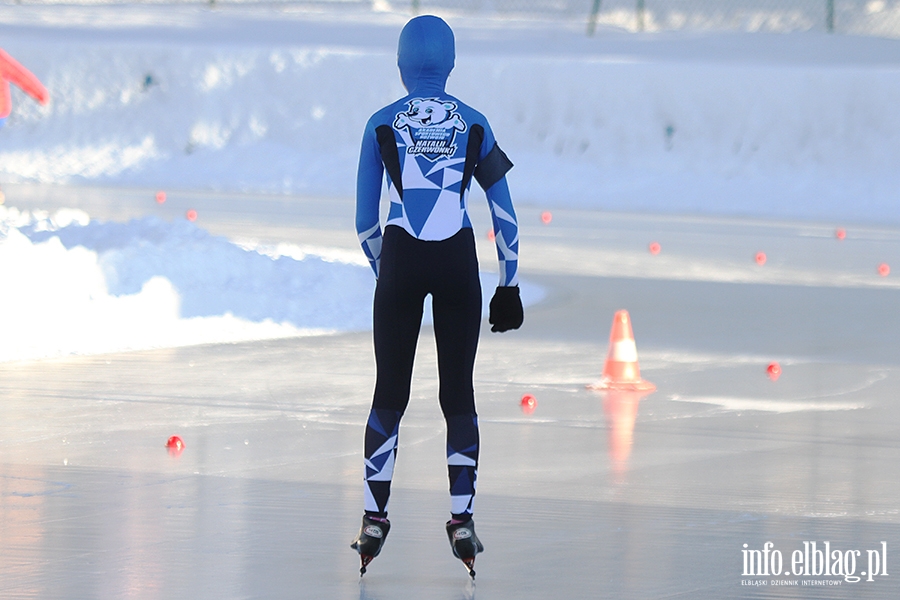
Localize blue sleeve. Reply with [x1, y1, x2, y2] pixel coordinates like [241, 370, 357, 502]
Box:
[485, 177, 518, 287]
[479, 123, 519, 287]
[356, 118, 384, 278]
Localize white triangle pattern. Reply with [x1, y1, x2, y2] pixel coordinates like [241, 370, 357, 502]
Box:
[447, 452, 477, 467]
[364, 434, 398, 482]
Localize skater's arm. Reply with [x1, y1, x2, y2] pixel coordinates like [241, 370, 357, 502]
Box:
[473, 121, 521, 331]
[473, 127, 517, 287]
[484, 176, 523, 332]
[356, 120, 385, 278]
[470, 120, 517, 286]
[484, 177, 518, 287]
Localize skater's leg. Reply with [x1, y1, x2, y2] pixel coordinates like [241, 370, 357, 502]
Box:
[431, 230, 481, 421]
[429, 230, 485, 576]
[430, 228, 482, 519]
[363, 408, 402, 517]
[372, 227, 426, 417]
[364, 226, 427, 517]
[445, 414, 480, 518]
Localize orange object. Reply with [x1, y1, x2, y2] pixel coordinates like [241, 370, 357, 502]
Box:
[878, 263, 890, 277]
[0, 80, 11, 119]
[155, 191, 166, 204]
[835, 228, 846, 240]
[487, 228, 495, 242]
[520, 393, 537, 415]
[755, 252, 767, 266]
[648, 241, 661, 255]
[166, 435, 185, 457]
[588, 310, 655, 392]
[186, 209, 197, 222]
[603, 390, 642, 473]
[766, 362, 781, 381]
[0, 48, 49, 119]
[540, 211, 552, 224]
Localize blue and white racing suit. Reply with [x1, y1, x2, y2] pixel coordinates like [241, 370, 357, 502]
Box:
[355, 15, 519, 521]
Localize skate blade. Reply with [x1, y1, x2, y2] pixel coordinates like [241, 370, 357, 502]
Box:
[462, 557, 476, 579]
[360, 554, 374, 576]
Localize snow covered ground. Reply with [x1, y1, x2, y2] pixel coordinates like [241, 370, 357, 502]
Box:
[2, 4, 900, 223]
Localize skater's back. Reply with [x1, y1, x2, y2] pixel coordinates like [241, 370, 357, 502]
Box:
[356, 15, 519, 287]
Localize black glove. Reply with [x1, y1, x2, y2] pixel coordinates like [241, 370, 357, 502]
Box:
[489, 286, 523, 333]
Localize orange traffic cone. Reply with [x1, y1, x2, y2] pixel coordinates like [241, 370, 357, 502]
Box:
[588, 310, 656, 392]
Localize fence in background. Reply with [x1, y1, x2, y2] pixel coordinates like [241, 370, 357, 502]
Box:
[410, 0, 900, 36]
[581, 0, 900, 36]
[5, 0, 900, 38]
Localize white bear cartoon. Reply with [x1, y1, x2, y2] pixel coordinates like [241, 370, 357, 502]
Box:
[394, 98, 467, 132]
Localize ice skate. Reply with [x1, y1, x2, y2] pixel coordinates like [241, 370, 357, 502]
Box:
[350, 515, 391, 576]
[446, 519, 484, 579]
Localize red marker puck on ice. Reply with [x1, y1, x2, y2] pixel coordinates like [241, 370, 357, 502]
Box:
[766, 362, 781, 381]
[166, 435, 185, 457]
[835, 228, 846, 240]
[878, 263, 890, 277]
[540, 211, 552, 225]
[520, 394, 537, 415]
[755, 252, 767, 266]
[186, 209, 198, 222]
[155, 191, 166, 204]
[649, 242, 661, 255]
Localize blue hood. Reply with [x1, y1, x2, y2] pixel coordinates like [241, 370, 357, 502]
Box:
[397, 15, 455, 95]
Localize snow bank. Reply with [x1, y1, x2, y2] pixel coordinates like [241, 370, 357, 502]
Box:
[0, 205, 374, 361]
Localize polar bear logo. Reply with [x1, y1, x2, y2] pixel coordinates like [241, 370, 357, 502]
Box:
[393, 98, 467, 160]
[394, 98, 467, 131]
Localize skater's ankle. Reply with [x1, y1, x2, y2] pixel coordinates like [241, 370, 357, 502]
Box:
[449, 514, 471, 525]
[365, 512, 389, 523]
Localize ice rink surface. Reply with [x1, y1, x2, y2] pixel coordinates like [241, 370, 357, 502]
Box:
[1, 185, 899, 599]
